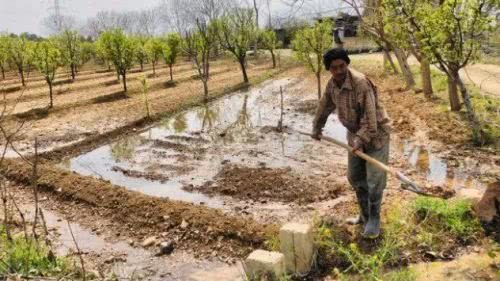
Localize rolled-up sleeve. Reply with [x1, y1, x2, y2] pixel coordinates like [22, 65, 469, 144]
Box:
[355, 82, 378, 144]
[312, 79, 335, 135]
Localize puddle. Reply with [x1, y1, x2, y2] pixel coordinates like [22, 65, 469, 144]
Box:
[62, 76, 488, 209]
[396, 139, 487, 195]
[63, 78, 347, 208]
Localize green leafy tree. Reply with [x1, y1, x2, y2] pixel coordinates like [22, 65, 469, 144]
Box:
[135, 36, 149, 71]
[95, 41, 111, 71]
[292, 20, 333, 99]
[183, 20, 217, 102]
[78, 41, 95, 69]
[163, 33, 182, 81]
[7, 35, 32, 86]
[382, 2, 434, 97]
[145, 38, 165, 76]
[0, 35, 8, 79]
[384, 0, 497, 144]
[32, 40, 62, 108]
[260, 29, 282, 68]
[214, 8, 258, 83]
[96, 29, 138, 92]
[56, 30, 81, 80]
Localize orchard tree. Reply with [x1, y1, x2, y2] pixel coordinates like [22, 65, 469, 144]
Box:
[387, 0, 497, 144]
[163, 33, 182, 81]
[292, 20, 333, 99]
[145, 38, 164, 76]
[78, 41, 95, 71]
[32, 40, 62, 108]
[260, 29, 281, 68]
[57, 30, 81, 80]
[183, 20, 217, 102]
[0, 35, 8, 79]
[382, 2, 434, 98]
[97, 29, 138, 92]
[214, 8, 257, 83]
[135, 36, 149, 71]
[7, 35, 32, 86]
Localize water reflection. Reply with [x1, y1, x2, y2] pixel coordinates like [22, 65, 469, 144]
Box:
[399, 140, 485, 190]
[197, 103, 219, 132]
[110, 136, 142, 162]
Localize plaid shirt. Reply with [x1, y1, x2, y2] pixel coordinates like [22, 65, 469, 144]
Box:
[313, 69, 391, 151]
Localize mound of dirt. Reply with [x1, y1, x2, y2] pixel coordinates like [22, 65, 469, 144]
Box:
[111, 166, 170, 183]
[291, 99, 318, 115]
[2, 159, 276, 258]
[475, 181, 500, 242]
[188, 165, 343, 204]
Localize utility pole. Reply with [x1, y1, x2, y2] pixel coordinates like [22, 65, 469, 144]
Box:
[54, 0, 62, 32]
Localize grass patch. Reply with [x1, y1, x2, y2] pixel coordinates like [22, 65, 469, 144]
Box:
[0, 225, 76, 278]
[314, 197, 483, 281]
[411, 65, 500, 145]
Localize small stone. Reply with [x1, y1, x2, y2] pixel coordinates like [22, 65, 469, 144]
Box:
[142, 236, 157, 247]
[180, 220, 189, 229]
[128, 239, 134, 246]
[158, 241, 175, 256]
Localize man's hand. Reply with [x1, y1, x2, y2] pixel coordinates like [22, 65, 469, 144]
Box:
[352, 137, 363, 154]
[311, 132, 322, 141]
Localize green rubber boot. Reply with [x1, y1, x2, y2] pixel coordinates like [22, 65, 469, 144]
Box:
[346, 191, 369, 225]
[362, 199, 381, 239]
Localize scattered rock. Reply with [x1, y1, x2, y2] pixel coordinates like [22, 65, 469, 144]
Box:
[157, 241, 175, 256]
[142, 236, 157, 247]
[180, 220, 189, 229]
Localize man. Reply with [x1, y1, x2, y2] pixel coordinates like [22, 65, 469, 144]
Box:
[312, 48, 391, 239]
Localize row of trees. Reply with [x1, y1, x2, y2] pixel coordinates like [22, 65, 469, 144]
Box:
[332, 0, 498, 144]
[0, 6, 284, 107]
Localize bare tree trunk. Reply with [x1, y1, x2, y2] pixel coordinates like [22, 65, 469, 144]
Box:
[383, 49, 398, 74]
[270, 50, 276, 68]
[455, 75, 485, 144]
[169, 64, 173, 81]
[140, 62, 144, 72]
[202, 80, 208, 102]
[48, 82, 53, 108]
[122, 72, 127, 92]
[421, 57, 433, 98]
[253, 0, 259, 58]
[1, 66, 4, 80]
[19, 68, 25, 86]
[447, 72, 461, 111]
[152, 62, 156, 76]
[70, 63, 76, 80]
[316, 71, 321, 99]
[394, 48, 415, 89]
[31, 138, 39, 241]
[239, 58, 249, 83]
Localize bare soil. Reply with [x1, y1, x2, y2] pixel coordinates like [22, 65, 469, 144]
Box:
[187, 165, 343, 205]
[2, 158, 277, 259]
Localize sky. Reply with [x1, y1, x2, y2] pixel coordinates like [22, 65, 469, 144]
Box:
[0, 0, 346, 36]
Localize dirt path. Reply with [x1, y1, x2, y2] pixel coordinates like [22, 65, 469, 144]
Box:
[353, 52, 500, 98]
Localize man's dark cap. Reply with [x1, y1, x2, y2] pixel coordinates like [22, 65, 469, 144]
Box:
[323, 48, 350, 70]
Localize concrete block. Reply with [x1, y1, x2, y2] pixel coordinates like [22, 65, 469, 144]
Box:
[279, 223, 314, 274]
[244, 250, 285, 280]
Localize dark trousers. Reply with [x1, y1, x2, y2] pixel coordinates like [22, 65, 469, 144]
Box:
[347, 142, 389, 209]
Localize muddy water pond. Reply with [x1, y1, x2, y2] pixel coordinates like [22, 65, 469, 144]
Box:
[62, 78, 488, 211]
[62, 78, 347, 208]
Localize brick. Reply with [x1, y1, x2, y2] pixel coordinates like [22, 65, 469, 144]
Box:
[244, 250, 285, 280]
[279, 223, 314, 274]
